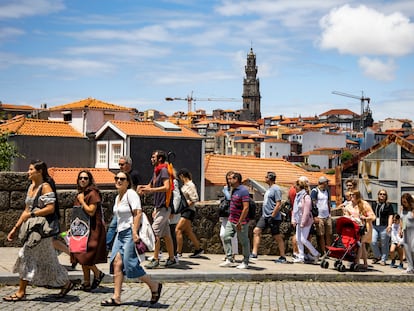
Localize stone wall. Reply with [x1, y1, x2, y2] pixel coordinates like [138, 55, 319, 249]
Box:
[0, 172, 294, 255]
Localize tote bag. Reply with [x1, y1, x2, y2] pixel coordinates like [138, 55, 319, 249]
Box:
[68, 206, 90, 253]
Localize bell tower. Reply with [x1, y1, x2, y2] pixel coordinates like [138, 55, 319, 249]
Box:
[242, 48, 261, 121]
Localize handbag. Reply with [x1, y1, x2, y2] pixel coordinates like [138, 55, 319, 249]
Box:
[218, 198, 230, 217]
[31, 184, 60, 238]
[68, 205, 90, 253]
[176, 191, 189, 214]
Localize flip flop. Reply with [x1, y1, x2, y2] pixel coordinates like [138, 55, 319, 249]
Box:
[101, 297, 121, 306]
[3, 293, 26, 302]
[57, 280, 75, 298]
[150, 283, 162, 305]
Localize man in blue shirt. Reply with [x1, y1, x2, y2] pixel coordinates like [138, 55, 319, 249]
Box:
[250, 172, 286, 263]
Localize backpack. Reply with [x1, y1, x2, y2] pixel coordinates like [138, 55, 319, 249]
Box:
[165, 151, 176, 209]
[310, 188, 320, 217]
[280, 200, 292, 223]
[248, 198, 257, 219]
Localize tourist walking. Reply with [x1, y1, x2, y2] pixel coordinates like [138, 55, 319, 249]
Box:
[250, 172, 287, 263]
[101, 171, 161, 306]
[70, 170, 107, 291]
[3, 160, 75, 302]
[291, 177, 320, 263]
[175, 168, 203, 258]
[138, 150, 176, 269]
[220, 172, 251, 269]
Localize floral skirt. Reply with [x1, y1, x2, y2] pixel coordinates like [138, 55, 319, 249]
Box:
[13, 237, 68, 287]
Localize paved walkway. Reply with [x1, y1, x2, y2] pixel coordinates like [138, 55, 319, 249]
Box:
[0, 247, 413, 285]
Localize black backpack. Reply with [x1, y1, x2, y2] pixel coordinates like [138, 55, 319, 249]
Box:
[248, 198, 257, 219]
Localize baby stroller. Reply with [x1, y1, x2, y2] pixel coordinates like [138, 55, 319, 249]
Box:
[320, 216, 362, 272]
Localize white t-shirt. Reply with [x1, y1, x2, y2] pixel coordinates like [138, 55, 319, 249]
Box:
[114, 188, 141, 232]
[315, 188, 330, 218]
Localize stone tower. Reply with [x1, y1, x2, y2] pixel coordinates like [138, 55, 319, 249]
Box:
[242, 48, 261, 121]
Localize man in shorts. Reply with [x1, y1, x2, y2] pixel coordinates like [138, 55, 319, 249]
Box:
[311, 176, 333, 255]
[250, 172, 287, 263]
[138, 150, 176, 268]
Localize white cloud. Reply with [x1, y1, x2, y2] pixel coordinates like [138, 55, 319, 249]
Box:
[0, 0, 64, 20]
[358, 56, 396, 81]
[319, 4, 414, 57]
[0, 27, 25, 40]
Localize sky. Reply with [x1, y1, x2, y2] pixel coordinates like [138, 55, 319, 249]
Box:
[1, 0, 414, 122]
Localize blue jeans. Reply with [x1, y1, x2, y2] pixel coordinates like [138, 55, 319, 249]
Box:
[223, 221, 250, 264]
[371, 225, 390, 262]
[106, 217, 117, 250]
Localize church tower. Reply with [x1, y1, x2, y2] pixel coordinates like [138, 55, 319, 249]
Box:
[242, 48, 261, 121]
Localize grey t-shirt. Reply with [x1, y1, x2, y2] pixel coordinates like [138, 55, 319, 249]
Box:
[262, 184, 282, 219]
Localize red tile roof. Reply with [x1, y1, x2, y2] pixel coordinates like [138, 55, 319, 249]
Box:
[0, 115, 83, 137]
[48, 97, 133, 112]
[48, 167, 115, 186]
[107, 120, 203, 139]
[319, 109, 358, 117]
[0, 103, 35, 111]
[204, 154, 335, 187]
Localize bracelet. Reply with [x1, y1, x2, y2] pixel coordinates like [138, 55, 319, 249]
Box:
[30, 211, 36, 218]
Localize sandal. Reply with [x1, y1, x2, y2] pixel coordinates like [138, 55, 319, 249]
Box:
[57, 280, 75, 298]
[101, 297, 121, 306]
[3, 293, 25, 302]
[76, 283, 92, 292]
[91, 271, 105, 290]
[150, 283, 162, 305]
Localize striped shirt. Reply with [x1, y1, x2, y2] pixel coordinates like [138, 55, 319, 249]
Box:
[229, 185, 250, 225]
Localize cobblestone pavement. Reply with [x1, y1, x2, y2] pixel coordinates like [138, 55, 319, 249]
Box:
[0, 281, 413, 311]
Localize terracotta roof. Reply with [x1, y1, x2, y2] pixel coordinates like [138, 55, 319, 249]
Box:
[204, 154, 335, 187]
[48, 167, 115, 186]
[0, 103, 35, 111]
[0, 115, 84, 137]
[48, 97, 133, 112]
[319, 109, 358, 117]
[106, 120, 203, 139]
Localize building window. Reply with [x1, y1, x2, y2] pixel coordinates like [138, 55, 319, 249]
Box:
[62, 111, 72, 122]
[104, 114, 115, 121]
[109, 141, 123, 169]
[96, 141, 108, 168]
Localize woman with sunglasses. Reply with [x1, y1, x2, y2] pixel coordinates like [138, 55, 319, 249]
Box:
[400, 193, 414, 274]
[101, 171, 161, 306]
[70, 170, 107, 291]
[370, 189, 394, 266]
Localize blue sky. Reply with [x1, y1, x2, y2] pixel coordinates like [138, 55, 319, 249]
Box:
[1, 0, 414, 122]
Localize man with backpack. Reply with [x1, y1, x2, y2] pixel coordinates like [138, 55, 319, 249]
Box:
[311, 176, 332, 255]
[219, 172, 251, 269]
[250, 172, 287, 264]
[138, 150, 176, 269]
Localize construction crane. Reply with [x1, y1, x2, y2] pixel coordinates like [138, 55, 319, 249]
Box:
[165, 92, 241, 114]
[332, 91, 371, 132]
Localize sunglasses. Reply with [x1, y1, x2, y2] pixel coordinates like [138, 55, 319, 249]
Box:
[78, 176, 89, 181]
[114, 176, 127, 182]
[379, 193, 387, 196]
[118, 163, 126, 166]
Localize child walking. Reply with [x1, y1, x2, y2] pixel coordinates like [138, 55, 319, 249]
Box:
[389, 214, 404, 269]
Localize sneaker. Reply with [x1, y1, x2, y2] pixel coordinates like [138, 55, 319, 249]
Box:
[249, 253, 258, 261]
[390, 262, 398, 268]
[292, 253, 299, 260]
[405, 269, 414, 274]
[145, 259, 160, 269]
[219, 259, 235, 267]
[274, 256, 287, 264]
[398, 263, 404, 270]
[189, 249, 204, 258]
[236, 262, 249, 269]
[148, 252, 163, 261]
[174, 255, 180, 263]
[164, 258, 177, 268]
[293, 257, 305, 263]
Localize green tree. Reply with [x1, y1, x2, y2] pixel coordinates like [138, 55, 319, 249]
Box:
[341, 150, 353, 163]
[0, 132, 23, 171]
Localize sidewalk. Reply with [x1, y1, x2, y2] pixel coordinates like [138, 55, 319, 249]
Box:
[0, 247, 412, 285]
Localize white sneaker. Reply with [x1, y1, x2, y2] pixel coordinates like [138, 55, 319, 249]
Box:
[174, 255, 180, 263]
[293, 257, 305, 263]
[219, 259, 234, 267]
[236, 262, 249, 269]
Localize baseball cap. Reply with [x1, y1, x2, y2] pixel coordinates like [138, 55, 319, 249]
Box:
[318, 176, 329, 184]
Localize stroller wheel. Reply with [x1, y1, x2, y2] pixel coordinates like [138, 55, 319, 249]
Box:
[338, 264, 346, 272]
[334, 260, 340, 268]
[349, 263, 356, 271]
[321, 260, 329, 269]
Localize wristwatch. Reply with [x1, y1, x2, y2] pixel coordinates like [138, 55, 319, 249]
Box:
[31, 211, 36, 218]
